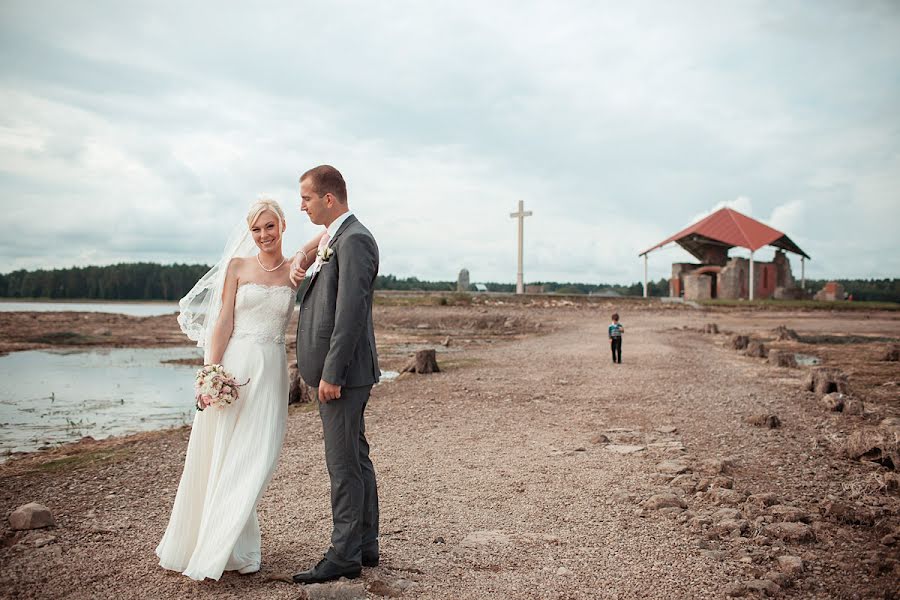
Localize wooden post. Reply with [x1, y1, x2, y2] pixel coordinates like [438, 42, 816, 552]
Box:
[643, 254, 648, 298]
[801, 256, 806, 290]
[509, 200, 532, 294]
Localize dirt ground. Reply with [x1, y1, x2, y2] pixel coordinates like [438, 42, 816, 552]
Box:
[1, 297, 899, 599]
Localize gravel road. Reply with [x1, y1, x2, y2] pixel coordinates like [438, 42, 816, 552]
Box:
[2, 304, 898, 599]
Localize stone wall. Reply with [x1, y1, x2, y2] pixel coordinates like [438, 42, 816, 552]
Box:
[683, 272, 712, 300]
[772, 250, 795, 289]
[672, 251, 800, 301]
[718, 258, 748, 299]
[671, 263, 700, 297]
[717, 254, 795, 300]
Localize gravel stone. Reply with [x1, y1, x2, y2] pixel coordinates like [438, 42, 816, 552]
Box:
[643, 494, 688, 510]
[656, 460, 691, 475]
[744, 578, 780, 596]
[763, 522, 813, 542]
[768, 505, 810, 523]
[9, 503, 55, 531]
[776, 555, 804, 574]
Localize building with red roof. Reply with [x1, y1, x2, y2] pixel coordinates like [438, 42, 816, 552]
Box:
[639, 208, 809, 301]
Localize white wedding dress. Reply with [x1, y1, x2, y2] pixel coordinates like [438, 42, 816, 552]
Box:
[156, 283, 296, 581]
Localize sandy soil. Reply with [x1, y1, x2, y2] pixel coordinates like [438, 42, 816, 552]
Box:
[1, 299, 899, 599]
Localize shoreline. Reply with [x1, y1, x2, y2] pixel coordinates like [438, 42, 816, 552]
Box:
[0, 298, 180, 305]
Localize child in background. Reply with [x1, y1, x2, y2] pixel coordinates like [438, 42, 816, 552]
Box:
[609, 313, 624, 364]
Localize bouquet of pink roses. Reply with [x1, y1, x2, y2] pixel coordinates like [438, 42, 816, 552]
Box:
[194, 364, 248, 411]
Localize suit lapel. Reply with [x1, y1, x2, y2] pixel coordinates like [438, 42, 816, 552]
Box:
[301, 214, 358, 304]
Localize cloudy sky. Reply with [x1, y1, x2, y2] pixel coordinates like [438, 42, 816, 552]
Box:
[1, 0, 898, 285]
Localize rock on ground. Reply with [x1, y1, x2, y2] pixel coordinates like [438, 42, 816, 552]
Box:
[744, 578, 780, 596]
[299, 581, 367, 600]
[763, 522, 814, 542]
[776, 555, 804, 574]
[9, 503, 55, 531]
[643, 494, 687, 510]
[747, 414, 781, 428]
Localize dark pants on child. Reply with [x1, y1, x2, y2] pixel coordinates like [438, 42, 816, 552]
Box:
[610, 337, 622, 363]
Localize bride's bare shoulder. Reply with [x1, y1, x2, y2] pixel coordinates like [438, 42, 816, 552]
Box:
[227, 257, 251, 270]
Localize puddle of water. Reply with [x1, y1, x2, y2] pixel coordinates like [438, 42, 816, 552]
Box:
[1, 347, 403, 459]
[0, 301, 180, 316]
[0, 347, 202, 457]
[380, 370, 400, 382]
[795, 353, 821, 366]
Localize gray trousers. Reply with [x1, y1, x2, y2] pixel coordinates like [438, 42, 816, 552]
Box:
[316, 385, 379, 568]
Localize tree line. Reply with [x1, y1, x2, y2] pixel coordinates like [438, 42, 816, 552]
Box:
[374, 275, 671, 296]
[0, 264, 896, 302]
[0, 264, 671, 300]
[0, 263, 210, 301]
[805, 279, 900, 303]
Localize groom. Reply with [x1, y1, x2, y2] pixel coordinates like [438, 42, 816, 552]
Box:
[291, 165, 381, 584]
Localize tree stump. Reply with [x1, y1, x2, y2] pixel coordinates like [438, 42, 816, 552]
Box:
[747, 414, 782, 428]
[288, 364, 313, 404]
[744, 341, 768, 358]
[401, 349, 440, 374]
[768, 349, 798, 368]
[804, 366, 850, 397]
[821, 392, 846, 412]
[730, 335, 750, 350]
[773, 325, 800, 341]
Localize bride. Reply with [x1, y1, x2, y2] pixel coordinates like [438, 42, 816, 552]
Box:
[156, 198, 321, 581]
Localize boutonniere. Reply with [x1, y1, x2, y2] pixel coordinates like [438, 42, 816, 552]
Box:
[317, 246, 334, 263]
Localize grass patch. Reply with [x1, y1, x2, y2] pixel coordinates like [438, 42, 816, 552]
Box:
[374, 293, 441, 307]
[36, 447, 133, 473]
[699, 299, 900, 311]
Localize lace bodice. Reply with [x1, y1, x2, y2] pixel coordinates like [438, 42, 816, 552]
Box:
[231, 283, 296, 345]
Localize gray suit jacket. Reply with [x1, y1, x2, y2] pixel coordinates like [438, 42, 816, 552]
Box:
[297, 214, 380, 389]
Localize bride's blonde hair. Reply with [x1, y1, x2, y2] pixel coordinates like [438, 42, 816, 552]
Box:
[247, 198, 286, 230]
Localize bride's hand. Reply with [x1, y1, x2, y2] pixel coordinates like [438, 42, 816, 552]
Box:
[289, 252, 307, 286]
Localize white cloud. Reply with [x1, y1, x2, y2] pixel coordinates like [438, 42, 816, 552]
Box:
[686, 196, 754, 227]
[0, 0, 899, 284]
[769, 200, 805, 234]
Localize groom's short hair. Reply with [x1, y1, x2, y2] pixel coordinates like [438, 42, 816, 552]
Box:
[300, 165, 347, 204]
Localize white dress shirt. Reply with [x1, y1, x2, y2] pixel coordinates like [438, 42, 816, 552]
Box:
[307, 211, 353, 278]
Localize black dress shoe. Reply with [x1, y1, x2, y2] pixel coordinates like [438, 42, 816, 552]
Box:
[362, 552, 379, 567]
[292, 558, 361, 584]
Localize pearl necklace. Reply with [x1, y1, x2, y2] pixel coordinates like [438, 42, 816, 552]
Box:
[257, 253, 286, 272]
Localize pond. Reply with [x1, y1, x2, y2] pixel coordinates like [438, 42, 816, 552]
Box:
[794, 353, 822, 366]
[1, 347, 402, 459]
[0, 347, 202, 458]
[0, 300, 180, 317]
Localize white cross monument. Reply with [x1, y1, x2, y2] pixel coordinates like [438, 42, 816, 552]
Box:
[509, 200, 532, 295]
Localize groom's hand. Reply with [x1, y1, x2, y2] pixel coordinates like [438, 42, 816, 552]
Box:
[318, 380, 342, 403]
